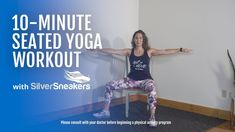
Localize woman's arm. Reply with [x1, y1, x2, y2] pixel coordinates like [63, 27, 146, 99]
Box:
[96, 48, 131, 56]
[149, 48, 192, 56]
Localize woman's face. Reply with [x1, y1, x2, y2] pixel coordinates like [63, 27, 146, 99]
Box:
[134, 33, 143, 47]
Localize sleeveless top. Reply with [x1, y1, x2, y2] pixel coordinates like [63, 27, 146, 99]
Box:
[127, 48, 153, 80]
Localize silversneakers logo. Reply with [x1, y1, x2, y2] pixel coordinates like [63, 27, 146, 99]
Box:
[64, 70, 90, 83]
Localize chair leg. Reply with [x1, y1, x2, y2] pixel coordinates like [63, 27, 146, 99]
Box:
[125, 93, 129, 118]
[146, 98, 149, 111]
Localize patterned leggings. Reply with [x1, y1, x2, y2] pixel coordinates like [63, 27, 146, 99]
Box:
[104, 77, 157, 109]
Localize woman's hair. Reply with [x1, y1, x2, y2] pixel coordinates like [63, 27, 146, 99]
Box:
[131, 30, 150, 50]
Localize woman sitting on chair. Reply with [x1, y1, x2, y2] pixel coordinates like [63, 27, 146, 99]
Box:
[92, 30, 192, 127]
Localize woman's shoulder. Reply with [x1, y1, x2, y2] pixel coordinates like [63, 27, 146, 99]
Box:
[147, 48, 157, 57]
[147, 48, 158, 53]
[118, 48, 132, 56]
[125, 48, 132, 55]
[147, 48, 154, 53]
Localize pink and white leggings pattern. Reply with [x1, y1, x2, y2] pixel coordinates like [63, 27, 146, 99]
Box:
[104, 77, 157, 109]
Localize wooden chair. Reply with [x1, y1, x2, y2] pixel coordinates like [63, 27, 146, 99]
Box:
[123, 56, 149, 118]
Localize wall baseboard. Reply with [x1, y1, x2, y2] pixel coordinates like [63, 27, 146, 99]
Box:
[39, 95, 230, 123]
[139, 95, 230, 120]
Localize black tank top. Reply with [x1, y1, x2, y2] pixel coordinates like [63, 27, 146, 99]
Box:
[127, 48, 153, 80]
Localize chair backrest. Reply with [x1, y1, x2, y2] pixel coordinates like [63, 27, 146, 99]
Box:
[125, 56, 129, 77]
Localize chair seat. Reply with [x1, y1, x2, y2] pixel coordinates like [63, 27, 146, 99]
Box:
[126, 87, 143, 90]
[123, 88, 145, 94]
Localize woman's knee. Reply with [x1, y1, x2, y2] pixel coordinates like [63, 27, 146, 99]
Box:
[105, 81, 115, 91]
[143, 80, 156, 92]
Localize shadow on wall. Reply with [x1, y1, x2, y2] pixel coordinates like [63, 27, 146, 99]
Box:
[211, 60, 234, 108]
[90, 37, 126, 104]
[111, 37, 126, 79]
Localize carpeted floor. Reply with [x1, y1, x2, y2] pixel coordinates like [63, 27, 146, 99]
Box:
[33, 101, 225, 132]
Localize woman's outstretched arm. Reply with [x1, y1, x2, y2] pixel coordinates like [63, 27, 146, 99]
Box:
[95, 48, 131, 56]
[149, 48, 192, 56]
